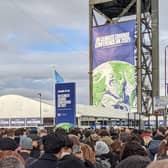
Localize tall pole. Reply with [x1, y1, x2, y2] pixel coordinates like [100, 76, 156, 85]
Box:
[89, 2, 93, 105]
[152, 0, 159, 129]
[38, 93, 42, 125]
[136, 0, 142, 130]
[165, 46, 168, 97]
[164, 45, 168, 127]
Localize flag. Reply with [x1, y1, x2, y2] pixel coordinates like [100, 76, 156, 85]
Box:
[54, 70, 64, 83]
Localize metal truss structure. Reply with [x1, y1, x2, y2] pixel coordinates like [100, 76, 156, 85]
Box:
[89, 0, 159, 120]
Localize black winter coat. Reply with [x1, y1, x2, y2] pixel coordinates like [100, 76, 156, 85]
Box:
[28, 153, 58, 168]
[58, 154, 86, 168]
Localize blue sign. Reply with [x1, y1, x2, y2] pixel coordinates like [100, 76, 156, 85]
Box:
[26, 118, 41, 127]
[92, 21, 136, 112]
[0, 119, 10, 127]
[55, 83, 76, 127]
[10, 118, 25, 127]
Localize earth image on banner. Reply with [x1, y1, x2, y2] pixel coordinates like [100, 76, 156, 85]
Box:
[93, 61, 136, 112]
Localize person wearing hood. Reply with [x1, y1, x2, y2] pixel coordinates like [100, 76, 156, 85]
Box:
[148, 127, 166, 160]
[95, 141, 118, 168]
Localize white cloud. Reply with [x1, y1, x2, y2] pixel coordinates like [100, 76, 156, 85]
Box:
[0, 0, 167, 104]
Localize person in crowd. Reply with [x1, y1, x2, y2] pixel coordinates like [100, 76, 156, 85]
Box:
[120, 141, 148, 161]
[147, 159, 168, 168]
[111, 139, 122, 161]
[29, 134, 41, 159]
[95, 140, 118, 168]
[80, 143, 96, 168]
[148, 127, 166, 160]
[19, 137, 33, 160]
[68, 134, 80, 146]
[119, 130, 131, 143]
[19, 137, 37, 167]
[38, 128, 47, 138]
[99, 130, 113, 151]
[128, 134, 145, 146]
[19, 128, 28, 145]
[58, 135, 86, 168]
[154, 135, 168, 160]
[28, 133, 65, 168]
[0, 150, 25, 168]
[0, 137, 18, 151]
[115, 155, 151, 168]
[141, 130, 152, 147]
[6, 128, 16, 139]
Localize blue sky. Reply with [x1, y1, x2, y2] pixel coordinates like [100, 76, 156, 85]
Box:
[0, 0, 167, 104]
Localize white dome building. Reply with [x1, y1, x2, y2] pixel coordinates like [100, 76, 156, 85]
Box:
[0, 94, 137, 128]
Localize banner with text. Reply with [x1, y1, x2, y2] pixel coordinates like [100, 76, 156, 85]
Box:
[0, 119, 10, 127]
[10, 118, 25, 127]
[26, 118, 41, 127]
[92, 21, 136, 112]
[55, 83, 76, 128]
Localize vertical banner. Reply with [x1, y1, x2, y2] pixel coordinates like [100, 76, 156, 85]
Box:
[92, 21, 136, 112]
[55, 83, 76, 128]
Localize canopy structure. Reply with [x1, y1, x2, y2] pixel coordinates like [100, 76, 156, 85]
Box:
[0, 94, 133, 120]
[77, 104, 132, 119]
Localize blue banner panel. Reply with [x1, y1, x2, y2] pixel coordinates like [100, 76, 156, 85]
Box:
[26, 118, 41, 127]
[10, 118, 25, 127]
[55, 83, 76, 127]
[0, 119, 10, 127]
[92, 21, 136, 112]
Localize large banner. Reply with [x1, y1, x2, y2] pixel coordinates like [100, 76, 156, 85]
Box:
[55, 83, 76, 128]
[92, 21, 136, 112]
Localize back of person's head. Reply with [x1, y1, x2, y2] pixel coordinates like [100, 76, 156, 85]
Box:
[84, 130, 91, 138]
[6, 129, 15, 138]
[0, 150, 25, 168]
[64, 136, 73, 149]
[116, 155, 150, 168]
[147, 159, 168, 168]
[20, 137, 33, 150]
[0, 138, 18, 151]
[95, 140, 110, 156]
[69, 128, 79, 136]
[158, 127, 166, 135]
[54, 128, 66, 135]
[81, 143, 96, 164]
[120, 141, 147, 160]
[120, 132, 131, 143]
[38, 128, 47, 137]
[128, 134, 144, 146]
[68, 134, 80, 146]
[43, 133, 65, 154]
[111, 139, 122, 155]
[99, 130, 109, 137]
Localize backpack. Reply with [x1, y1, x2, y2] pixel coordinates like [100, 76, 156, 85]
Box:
[148, 140, 161, 160]
[96, 157, 111, 168]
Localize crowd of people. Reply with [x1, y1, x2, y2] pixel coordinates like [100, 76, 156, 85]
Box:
[1, 126, 168, 168]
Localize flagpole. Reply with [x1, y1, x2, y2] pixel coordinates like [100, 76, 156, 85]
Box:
[50, 65, 56, 125]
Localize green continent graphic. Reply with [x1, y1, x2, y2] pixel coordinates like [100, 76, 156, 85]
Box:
[93, 61, 136, 112]
[56, 123, 73, 130]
